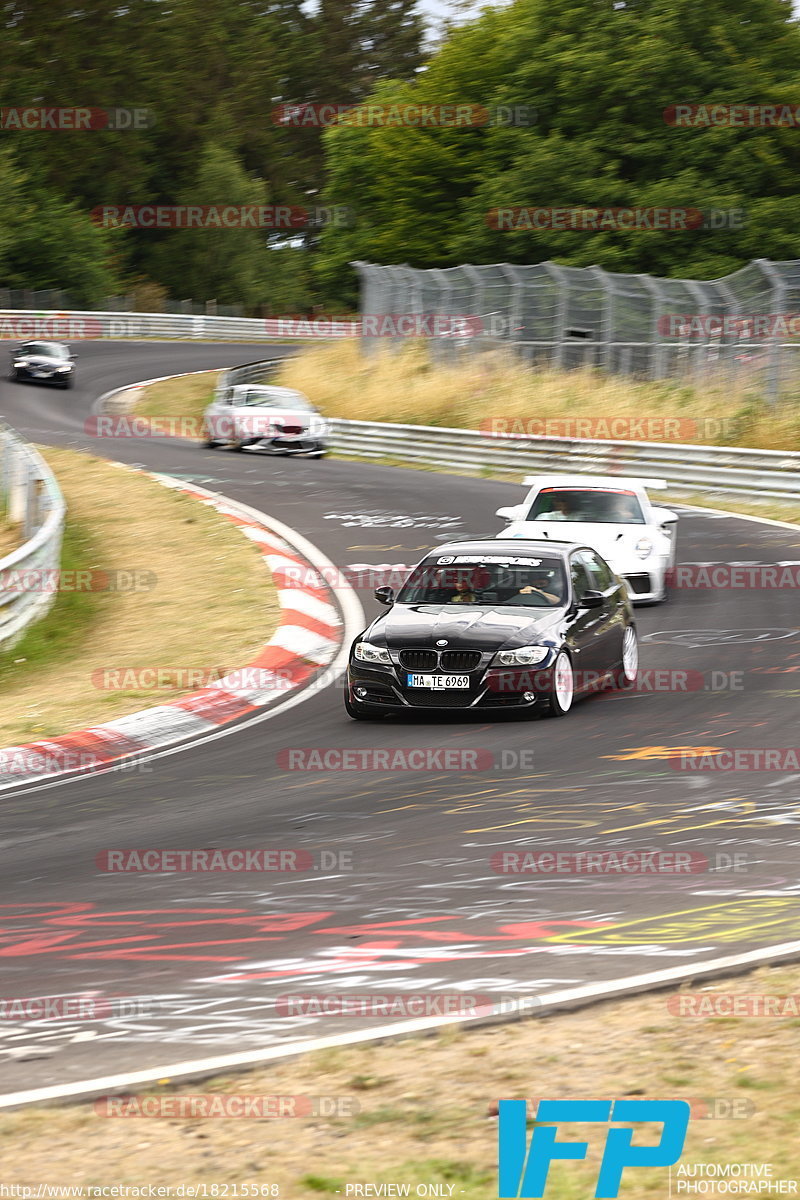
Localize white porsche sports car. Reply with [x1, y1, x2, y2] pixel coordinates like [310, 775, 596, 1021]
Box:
[203, 384, 328, 457]
[495, 475, 678, 603]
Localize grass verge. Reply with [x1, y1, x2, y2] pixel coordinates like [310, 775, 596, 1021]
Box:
[276, 340, 800, 451]
[0, 518, 21, 558]
[0, 446, 280, 744]
[135, 370, 218, 428]
[1, 962, 799, 1194]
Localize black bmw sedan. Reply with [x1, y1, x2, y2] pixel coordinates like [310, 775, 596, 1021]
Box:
[344, 539, 637, 720]
[9, 341, 76, 388]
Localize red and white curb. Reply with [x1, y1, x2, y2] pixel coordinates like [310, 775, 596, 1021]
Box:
[0, 476, 359, 790]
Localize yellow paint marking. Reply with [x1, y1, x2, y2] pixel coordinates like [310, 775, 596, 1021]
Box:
[544, 898, 800, 945]
[602, 745, 725, 761]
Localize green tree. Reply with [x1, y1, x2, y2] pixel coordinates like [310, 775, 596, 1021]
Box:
[318, 0, 800, 292]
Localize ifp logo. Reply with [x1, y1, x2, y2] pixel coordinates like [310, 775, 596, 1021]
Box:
[498, 1099, 690, 1197]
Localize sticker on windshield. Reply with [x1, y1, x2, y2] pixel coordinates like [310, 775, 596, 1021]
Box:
[445, 555, 544, 566]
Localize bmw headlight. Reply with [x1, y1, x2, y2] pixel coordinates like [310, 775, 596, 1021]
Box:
[493, 646, 550, 667]
[354, 641, 392, 665]
[15, 359, 29, 367]
[635, 536, 653, 559]
[55, 365, 71, 372]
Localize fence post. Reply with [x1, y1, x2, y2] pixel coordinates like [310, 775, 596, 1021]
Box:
[754, 259, 785, 404]
[587, 265, 612, 370]
[542, 264, 566, 367]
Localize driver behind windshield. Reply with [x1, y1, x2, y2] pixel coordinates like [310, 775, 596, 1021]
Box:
[537, 495, 573, 521]
[513, 569, 562, 605]
[450, 577, 477, 604]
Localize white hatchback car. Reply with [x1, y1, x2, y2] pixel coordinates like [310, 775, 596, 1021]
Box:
[495, 475, 678, 603]
[203, 384, 328, 457]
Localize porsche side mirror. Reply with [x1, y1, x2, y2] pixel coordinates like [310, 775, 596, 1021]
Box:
[375, 586, 394, 606]
[579, 590, 604, 609]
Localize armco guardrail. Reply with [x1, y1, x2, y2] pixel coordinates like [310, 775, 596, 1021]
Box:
[327, 419, 800, 500]
[0, 424, 66, 647]
[0, 310, 358, 342]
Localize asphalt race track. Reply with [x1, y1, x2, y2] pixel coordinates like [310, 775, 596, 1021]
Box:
[1, 339, 799, 1097]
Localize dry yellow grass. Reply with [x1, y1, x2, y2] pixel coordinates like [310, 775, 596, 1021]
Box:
[276, 340, 800, 451]
[0, 519, 21, 558]
[137, 370, 217, 428]
[1, 962, 799, 1195]
[0, 446, 280, 743]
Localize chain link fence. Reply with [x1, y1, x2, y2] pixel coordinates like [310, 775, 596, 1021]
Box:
[353, 258, 800, 399]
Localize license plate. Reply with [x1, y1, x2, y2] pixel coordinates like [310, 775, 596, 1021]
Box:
[407, 673, 470, 690]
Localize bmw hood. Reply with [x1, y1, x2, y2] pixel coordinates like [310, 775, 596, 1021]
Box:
[369, 604, 567, 652]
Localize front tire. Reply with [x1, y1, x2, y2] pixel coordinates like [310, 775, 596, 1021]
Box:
[540, 650, 574, 717]
[611, 624, 638, 689]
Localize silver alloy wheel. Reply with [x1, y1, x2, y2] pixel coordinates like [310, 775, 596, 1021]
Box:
[553, 651, 574, 713]
[621, 625, 638, 683]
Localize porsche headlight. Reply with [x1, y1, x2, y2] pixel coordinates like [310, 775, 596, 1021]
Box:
[635, 537, 653, 559]
[493, 646, 550, 667]
[354, 641, 392, 665]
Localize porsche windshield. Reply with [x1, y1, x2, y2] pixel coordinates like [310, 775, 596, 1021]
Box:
[527, 487, 645, 524]
[397, 557, 567, 607]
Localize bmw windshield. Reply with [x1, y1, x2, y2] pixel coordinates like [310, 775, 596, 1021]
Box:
[396, 556, 567, 608]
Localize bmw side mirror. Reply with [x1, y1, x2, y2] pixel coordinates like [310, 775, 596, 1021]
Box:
[375, 586, 394, 606]
[579, 590, 604, 609]
[496, 505, 520, 522]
